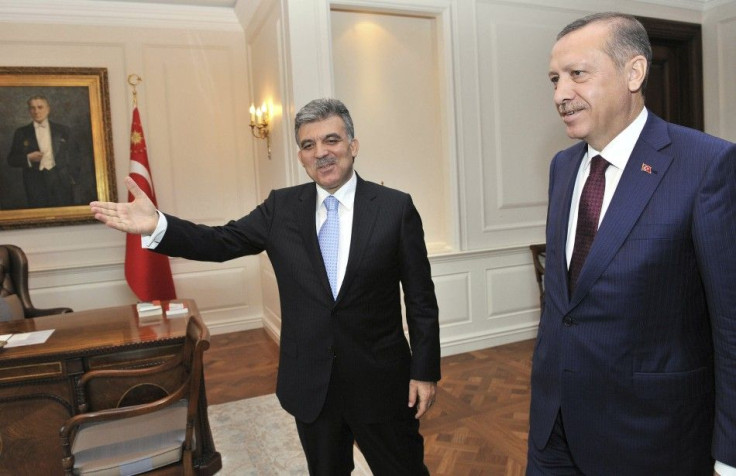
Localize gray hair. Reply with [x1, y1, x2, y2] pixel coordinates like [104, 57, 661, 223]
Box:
[27, 95, 50, 107]
[558, 12, 652, 89]
[294, 98, 354, 145]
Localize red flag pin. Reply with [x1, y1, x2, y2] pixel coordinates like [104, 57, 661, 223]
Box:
[641, 163, 653, 174]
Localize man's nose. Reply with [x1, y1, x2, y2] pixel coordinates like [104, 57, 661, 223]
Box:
[553, 78, 574, 105]
[314, 142, 328, 158]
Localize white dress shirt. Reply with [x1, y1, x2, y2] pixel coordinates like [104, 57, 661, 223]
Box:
[565, 108, 647, 267]
[315, 171, 356, 295]
[33, 120, 56, 170]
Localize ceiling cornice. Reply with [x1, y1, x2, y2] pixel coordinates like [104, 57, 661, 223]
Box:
[0, 0, 241, 30]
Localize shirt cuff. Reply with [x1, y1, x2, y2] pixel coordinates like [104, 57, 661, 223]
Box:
[716, 461, 736, 476]
[141, 211, 168, 249]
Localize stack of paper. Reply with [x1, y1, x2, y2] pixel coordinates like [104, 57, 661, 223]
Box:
[166, 301, 189, 318]
[136, 301, 163, 318]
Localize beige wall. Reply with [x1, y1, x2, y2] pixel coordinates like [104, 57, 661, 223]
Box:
[331, 9, 453, 253]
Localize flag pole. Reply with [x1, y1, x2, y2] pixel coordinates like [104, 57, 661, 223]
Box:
[124, 73, 177, 302]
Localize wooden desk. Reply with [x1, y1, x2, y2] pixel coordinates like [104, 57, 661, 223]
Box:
[0, 300, 221, 475]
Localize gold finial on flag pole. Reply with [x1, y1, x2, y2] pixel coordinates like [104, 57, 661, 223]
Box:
[127, 74, 142, 107]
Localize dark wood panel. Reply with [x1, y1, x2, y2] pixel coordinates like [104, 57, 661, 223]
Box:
[637, 16, 703, 131]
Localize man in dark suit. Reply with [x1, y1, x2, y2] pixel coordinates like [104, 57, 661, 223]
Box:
[7, 95, 81, 208]
[528, 12, 736, 475]
[91, 98, 441, 475]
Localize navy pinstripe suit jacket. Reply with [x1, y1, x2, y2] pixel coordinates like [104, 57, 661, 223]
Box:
[156, 174, 440, 424]
[530, 111, 736, 474]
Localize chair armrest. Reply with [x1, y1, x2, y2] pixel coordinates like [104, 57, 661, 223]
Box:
[25, 306, 74, 318]
[78, 353, 183, 387]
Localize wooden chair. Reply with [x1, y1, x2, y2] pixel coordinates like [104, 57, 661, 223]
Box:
[529, 243, 546, 308]
[0, 244, 73, 320]
[59, 316, 211, 476]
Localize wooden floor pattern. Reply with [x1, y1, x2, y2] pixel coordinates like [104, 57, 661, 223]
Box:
[203, 329, 535, 475]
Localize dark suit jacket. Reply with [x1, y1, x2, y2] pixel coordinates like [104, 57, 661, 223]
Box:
[6, 121, 80, 207]
[530, 111, 736, 475]
[156, 175, 441, 423]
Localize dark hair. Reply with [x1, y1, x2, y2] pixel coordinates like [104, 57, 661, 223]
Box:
[558, 12, 652, 89]
[27, 95, 50, 107]
[294, 98, 354, 145]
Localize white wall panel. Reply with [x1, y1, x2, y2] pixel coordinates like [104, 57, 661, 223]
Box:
[433, 272, 471, 326]
[708, 9, 736, 142]
[469, 2, 581, 249]
[331, 8, 453, 253]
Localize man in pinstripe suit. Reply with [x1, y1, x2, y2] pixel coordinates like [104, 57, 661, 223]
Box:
[91, 98, 440, 475]
[527, 12, 736, 475]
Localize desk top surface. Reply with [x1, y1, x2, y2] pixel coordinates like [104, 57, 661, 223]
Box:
[0, 299, 198, 362]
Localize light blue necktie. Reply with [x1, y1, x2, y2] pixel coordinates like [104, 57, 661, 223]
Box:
[318, 195, 339, 299]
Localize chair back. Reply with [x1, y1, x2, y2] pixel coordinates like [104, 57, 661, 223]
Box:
[60, 315, 211, 475]
[0, 244, 72, 320]
[529, 243, 546, 308]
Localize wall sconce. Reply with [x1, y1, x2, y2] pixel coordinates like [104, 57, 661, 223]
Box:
[249, 102, 272, 159]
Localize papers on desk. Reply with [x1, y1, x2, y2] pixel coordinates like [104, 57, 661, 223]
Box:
[165, 301, 189, 318]
[136, 301, 190, 324]
[137, 301, 163, 318]
[0, 329, 54, 348]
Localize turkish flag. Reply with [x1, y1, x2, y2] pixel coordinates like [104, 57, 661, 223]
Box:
[124, 107, 176, 301]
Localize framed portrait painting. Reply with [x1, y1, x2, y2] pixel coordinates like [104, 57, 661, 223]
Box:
[0, 66, 116, 229]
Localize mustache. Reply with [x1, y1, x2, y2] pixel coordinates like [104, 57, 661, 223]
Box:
[558, 102, 586, 115]
[316, 156, 337, 168]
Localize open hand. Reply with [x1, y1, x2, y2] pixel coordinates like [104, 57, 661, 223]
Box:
[89, 176, 159, 235]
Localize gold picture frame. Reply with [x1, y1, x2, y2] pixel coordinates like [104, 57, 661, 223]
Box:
[0, 66, 116, 229]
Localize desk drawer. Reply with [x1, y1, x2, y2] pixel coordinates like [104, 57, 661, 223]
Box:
[0, 361, 63, 383]
[86, 343, 181, 371]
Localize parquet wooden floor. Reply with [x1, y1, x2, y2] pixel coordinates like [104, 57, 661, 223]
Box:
[203, 329, 535, 475]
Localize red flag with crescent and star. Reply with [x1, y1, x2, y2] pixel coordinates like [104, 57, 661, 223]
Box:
[124, 107, 177, 301]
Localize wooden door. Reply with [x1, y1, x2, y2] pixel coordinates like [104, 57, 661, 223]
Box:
[637, 17, 704, 131]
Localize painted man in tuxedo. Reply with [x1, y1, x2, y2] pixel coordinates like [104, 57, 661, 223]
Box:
[526, 12, 736, 475]
[7, 95, 81, 208]
[90, 98, 441, 475]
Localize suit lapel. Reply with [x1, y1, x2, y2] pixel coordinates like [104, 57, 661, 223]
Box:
[50, 122, 62, 158]
[547, 143, 586, 312]
[569, 113, 673, 307]
[338, 176, 378, 302]
[298, 184, 334, 300]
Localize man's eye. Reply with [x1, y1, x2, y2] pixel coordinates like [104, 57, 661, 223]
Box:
[301, 143, 314, 150]
[572, 70, 584, 78]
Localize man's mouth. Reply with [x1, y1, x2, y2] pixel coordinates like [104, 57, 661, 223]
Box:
[316, 157, 337, 169]
[558, 103, 585, 118]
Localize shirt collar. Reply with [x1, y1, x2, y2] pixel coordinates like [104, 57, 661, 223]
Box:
[586, 107, 648, 171]
[316, 170, 357, 211]
[34, 120, 49, 129]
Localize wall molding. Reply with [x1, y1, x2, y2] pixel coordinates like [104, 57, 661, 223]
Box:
[0, 0, 241, 29]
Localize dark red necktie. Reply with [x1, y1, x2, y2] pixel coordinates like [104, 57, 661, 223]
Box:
[569, 155, 609, 294]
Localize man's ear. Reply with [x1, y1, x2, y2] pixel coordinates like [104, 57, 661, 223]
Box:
[349, 138, 359, 159]
[627, 55, 647, 92]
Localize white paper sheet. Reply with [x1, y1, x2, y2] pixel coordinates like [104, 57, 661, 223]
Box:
[4, 329, 55, 348]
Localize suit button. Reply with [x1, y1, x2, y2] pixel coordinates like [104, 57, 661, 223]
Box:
[563, 316, 576, 327]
